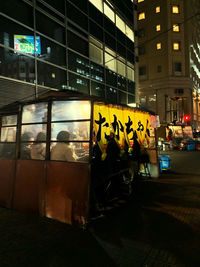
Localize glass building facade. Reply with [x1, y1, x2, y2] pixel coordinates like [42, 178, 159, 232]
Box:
[0, 0, 136, 108]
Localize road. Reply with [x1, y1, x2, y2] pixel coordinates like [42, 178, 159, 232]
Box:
[159, 150, 200, 175]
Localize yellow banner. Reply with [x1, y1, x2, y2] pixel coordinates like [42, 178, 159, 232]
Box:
[93, 103, 152, 154]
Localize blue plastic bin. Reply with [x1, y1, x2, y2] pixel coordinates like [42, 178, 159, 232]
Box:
[158, 155, 171, 173]
[187, 143, 195, 151]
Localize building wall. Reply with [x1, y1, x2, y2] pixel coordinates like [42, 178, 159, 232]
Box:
[0, 0, 136, 109]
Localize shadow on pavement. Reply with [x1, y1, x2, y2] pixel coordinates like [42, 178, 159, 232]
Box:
[0, 208, 116, 267]
[89, 176, 200, 266]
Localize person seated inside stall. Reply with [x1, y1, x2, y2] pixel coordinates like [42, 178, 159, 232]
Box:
[20, 132, 34, 159]
[51, 130, 76, 162]
[30, 132, 46, 160]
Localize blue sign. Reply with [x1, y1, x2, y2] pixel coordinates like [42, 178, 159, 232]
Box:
[14, 35, 41, 54]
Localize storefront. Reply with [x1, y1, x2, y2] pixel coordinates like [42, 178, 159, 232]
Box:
[0, 95, 157, 226]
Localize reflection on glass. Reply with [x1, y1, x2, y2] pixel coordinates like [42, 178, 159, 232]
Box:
[22, 103, 48, 123]
[51, 142, 89, 162]
[0, 143, 16, 159]
[51, 121, 90, 141]
[36, 35, 66, 67]
[21, 125, 47, 141]
[0, 127, 16, 142]
[0, 47, 35, 83]
[52, 101, 91, 121]
[2, 115, 17, 126]
[37, 60, 67, 89]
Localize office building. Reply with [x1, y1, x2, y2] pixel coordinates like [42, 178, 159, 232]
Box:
[0, 0, 137, 109]
[138, 0, 200, 129]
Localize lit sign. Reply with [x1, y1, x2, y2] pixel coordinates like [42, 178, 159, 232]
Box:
[93, 103, 152, 153]
[14, 35, 41, 54]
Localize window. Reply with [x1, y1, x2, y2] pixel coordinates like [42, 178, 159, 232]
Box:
[139, 46, 145, 55]
[36, 11, 65, 44]
[116, 15, 126, 33]
[68, 31, 89, 57]
[117, 60, 126, 77]
[174, 62, 182, 75]
[175, 89, 184, 94]
[173, 24, 180, 32]
[37, 35, 66, 67]
[138, 12, 145, 20]
[156, 25, 161, 31]
[173, 42, 180, 50]
[20, 103, 48, 160]
[0, 115, 17, 159]
[89, 43, 103, 64]
[91, 81, 105, 98]
[51, 101, 90, 163]
[105, 47, 117, 72]
[104, 2, 115, 23]
[156, 43, 162, 50]
[172, 5, 179, 14]
[156, 6, 160, 13]
[138, 29, 145, 37]
[89, 0, 103, 12]
[37, 61, 67, 90]
[126, 25, 134, 42]
[139, 66, 146, 76]
[127, 67, 134, 81]
[157, 65, 162, 72]
[1, 0, 33, 27]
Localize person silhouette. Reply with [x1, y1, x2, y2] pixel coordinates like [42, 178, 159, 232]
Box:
[51, 130, 76, 162]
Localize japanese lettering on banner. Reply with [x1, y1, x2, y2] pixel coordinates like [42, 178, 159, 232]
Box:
[93, 103, 152, 153]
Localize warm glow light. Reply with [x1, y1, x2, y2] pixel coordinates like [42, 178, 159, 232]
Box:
[156, 25, 161, 31]
[173, 24, 180, 32]
[156, 43, 162, 50]
[138, 12, 145, 20]
[173, 42, 180, 50]
[128, 103, 137, 107]
[156, 6, 160, 13]
[172, 5, 179, 14]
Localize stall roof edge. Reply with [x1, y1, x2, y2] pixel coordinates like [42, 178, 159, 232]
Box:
[0, 91, 155, 116]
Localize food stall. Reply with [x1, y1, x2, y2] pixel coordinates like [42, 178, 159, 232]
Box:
[0, 95, 157, 226]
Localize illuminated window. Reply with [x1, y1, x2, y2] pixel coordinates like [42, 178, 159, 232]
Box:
[172, 5, 179, 14]
[173, 24, 180, 32]
[89, 0, 103, 12]
[116, 14, 126, 33]
[104, 2, 115, 23]
[156, 6, 160, 13]
[126, 25, 134, 42]
[89, 43, 103, 64]
[105, 47, 116, 72]
[138, 0, 144, 2]
[127, 61, 134, 81]
[156, 24, 161, 31]
[173, 42, 180, 50]
[138, 12, 145, 20]
[117, 59, 126, 77]
[156, 43, 162, 50]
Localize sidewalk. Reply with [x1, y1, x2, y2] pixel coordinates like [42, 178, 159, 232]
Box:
[0, 172, 199, 266]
